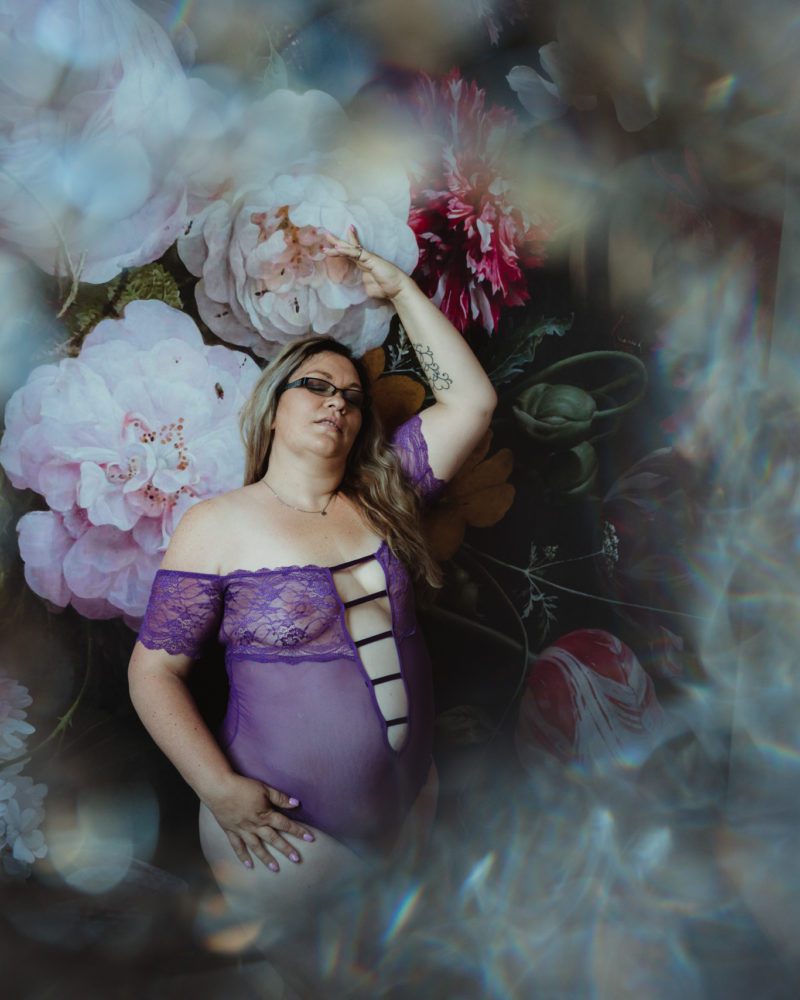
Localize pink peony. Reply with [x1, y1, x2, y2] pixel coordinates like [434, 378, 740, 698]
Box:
[178, 88, 419, 360]
[0, 300, 260, 623]
[408, 70, 551, 337]
[515, 629, 664, 769]
[0, 0, 193, 283]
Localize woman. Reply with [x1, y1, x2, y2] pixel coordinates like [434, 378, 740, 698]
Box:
[128, 228, 496, 926]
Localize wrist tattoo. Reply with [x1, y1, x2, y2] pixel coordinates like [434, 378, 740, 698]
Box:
[415, 345, 453, 391]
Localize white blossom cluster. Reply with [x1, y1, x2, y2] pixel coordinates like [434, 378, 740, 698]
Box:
[0, 676, 47, 876]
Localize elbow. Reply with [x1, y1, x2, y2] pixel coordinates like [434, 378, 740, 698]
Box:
[127, 646, 146, 704]
[128, 643, 189, 691]
[127, 643, 164, 705]
[486, 382, 499, 415]
[458, 385, 496, 440]
[477, 383, 498, 431]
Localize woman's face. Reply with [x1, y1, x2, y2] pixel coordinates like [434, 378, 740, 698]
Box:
[271, 350, 364, 461]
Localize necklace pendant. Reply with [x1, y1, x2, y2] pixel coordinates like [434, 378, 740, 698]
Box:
[321, 510, 327, 516]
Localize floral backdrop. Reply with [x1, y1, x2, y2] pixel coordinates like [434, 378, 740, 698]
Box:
[1, 1, 798, 996]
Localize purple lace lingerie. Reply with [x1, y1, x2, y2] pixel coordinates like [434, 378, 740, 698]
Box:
[138, 414, 443, 853]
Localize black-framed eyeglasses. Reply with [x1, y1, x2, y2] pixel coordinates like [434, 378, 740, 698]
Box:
[281, 376, 367, 410]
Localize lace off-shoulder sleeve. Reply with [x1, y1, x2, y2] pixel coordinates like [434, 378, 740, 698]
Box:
[389, 412, 445, 503]
[138, 570, 223, 658]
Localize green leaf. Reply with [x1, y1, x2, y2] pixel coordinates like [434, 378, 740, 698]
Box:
[63, 274, 122, 342]
[62, 263, 182, 348]
[488, 315, 572, 386]
[116, 263, 182, 312]
[259, 50, 288, 93]
[543, 441, 599, 496]
[435, 705, 495, 746]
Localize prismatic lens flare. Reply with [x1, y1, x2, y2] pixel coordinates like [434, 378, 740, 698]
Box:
[1, 0, 799, 994]
[165, 0, 197, 34]
[382, 883, 425, 945]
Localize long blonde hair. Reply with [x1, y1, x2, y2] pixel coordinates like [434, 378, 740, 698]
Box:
[239, 336, 442, 587]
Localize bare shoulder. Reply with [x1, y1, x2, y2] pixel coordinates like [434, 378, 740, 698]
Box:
[161, 487, 257, 574]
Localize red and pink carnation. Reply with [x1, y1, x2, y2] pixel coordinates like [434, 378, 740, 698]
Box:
[409, 70, 551, 337]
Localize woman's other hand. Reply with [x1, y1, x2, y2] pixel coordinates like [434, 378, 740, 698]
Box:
[322, 225, 410, 301]
[204, 773, 315, 872]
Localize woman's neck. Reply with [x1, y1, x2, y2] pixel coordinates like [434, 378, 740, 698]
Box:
[263, 445, 345, 510]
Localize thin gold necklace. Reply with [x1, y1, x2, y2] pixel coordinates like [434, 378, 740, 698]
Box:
[261, 479, 337, 516]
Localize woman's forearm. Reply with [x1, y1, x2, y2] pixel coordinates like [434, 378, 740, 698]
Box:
[390, 276, 497, 414]
[128, 655, 235, 805]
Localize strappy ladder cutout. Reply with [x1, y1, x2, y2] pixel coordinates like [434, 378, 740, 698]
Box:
[371, 672, 402, 685]
[343, 590, 388, 608]
[354, 630, 393, 648]
[328, 553, 377, 572]
[330, 550, 409, 751]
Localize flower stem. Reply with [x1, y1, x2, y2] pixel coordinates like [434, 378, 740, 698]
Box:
[1, 626, 92, 770]
[0, 164, 84, 307]
[524, 573, 706, 620]
[424, 605, 528, 659]
[505, 350, 648, 419]
[537, 551, 603, 571]
[463, 543, 706, 621]
[455, 550, 530, 739]
[589, 372, 641, 397]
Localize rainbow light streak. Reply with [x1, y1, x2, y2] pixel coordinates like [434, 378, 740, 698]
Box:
[165, 0, 197, 34]
[703, 74, 738, 112]
[458, 850, 495, 902]
[382, 882, 425, 945]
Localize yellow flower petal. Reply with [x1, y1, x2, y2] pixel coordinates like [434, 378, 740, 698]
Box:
[456, 429, 493, 479]
[363, 347, 385, 383]
[447, 447, 514, 500]
[373, 375, 426, 432]
[424, 505, 468, 561]
[460, 482, 516, 527]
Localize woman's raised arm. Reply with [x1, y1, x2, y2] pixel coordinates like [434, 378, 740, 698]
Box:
[386, 274, 497, 480]
[324, 228, 497, 482]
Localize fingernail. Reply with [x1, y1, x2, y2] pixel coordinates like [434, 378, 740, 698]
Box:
[243, 859, 253, 869]
[288, 797, 300, 806]
[302, 833, 315, 842]
[268, 862, 279, 873]
[289, 852, 300, 863]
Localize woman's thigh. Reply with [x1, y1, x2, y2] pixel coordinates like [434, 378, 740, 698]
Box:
[198, 802, 364, 923]
[387, 762, 439, 864]
[198, 762, 439, 926]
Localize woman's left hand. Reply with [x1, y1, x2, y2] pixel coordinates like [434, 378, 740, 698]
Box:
[323, 226, 411, 301]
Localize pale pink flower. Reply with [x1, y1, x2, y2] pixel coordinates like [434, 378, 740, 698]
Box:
[0, 0, 193, 283]
[178, 88, 418, 359]
[0, 677, 35, 762]
[507, 24, 658, 133]
[0, 677, 46, 873]
[0, 770, 48, 865]
[0, 300, 260, 622]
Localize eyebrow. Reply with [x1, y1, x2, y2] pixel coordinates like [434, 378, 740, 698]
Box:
[304, 369, 363, 390]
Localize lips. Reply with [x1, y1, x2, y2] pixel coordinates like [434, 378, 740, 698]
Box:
[315, 418, 343, 433]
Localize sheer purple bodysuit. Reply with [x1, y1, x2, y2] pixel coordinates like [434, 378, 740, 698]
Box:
[138, 415, 443, 855]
